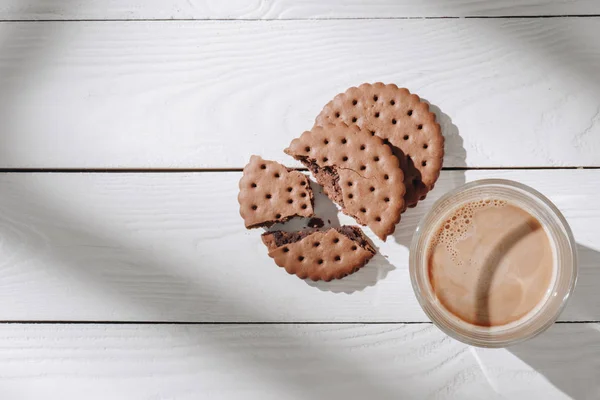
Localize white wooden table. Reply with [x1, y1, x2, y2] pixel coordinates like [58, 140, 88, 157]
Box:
[0, 1, 599, 399]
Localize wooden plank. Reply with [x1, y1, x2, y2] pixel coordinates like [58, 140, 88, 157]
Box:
[0, 169, 596, 322]
[0, 0, 599, 19]
[0, 323, 596, 399]
[0, 19, 600, 169]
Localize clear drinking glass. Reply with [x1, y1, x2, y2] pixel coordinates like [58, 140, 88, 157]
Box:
[409, 179, 578, 348]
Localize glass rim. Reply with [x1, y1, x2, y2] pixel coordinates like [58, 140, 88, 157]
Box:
[409, 179, 578, 348]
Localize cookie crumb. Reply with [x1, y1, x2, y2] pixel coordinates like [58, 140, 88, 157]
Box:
[307, 217, 324, 228]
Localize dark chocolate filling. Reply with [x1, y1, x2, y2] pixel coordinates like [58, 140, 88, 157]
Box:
[248, 213, 302, 230]
[336, 226, 372, 251]
[265, 229, 317, 248]
[264, 226, 374, 254]
[300, 157, 344, 207]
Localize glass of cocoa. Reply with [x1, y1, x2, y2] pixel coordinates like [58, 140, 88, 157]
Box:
[410, 179, 577, 347]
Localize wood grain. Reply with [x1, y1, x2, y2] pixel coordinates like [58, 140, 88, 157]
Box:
[0, 19, 600, 168]
[0, 323, 596, 399]
[0, 170, 596, 322]
[0, 0, 598, 19]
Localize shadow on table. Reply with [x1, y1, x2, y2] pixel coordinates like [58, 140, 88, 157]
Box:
[306, 250, 395, 294]
[508, 243, 600, 400]
[0, 176, 416, 399]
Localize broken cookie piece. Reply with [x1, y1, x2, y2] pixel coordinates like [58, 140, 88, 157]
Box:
[262, 226, 375, 281]
[284, 123, 405, 241]
[238, 155, 314, 229]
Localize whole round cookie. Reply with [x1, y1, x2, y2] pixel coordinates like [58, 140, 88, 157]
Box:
[262, 226, 376, 281]
[285, 123, 405, 241]
[238, 155, 314, 229]
[315, 83, 444, 208]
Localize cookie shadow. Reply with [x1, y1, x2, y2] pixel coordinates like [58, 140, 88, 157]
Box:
[305, 242, 395, 294]
[391, 100, 466, 248]
[426, 100, 467, 171]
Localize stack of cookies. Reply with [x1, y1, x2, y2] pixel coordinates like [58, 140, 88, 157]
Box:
[238, 83, 444, 281]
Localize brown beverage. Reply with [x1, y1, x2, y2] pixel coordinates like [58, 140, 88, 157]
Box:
[427, 199, 555, 327]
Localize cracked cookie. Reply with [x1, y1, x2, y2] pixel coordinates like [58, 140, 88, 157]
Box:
[284, 123, 405, 241]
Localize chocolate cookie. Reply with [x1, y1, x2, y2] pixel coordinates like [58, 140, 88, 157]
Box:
[285, 123, 405, 241]
[238, 155, 314, 229]
[262, 226, 376, 281]
[315, 83, 444, 208]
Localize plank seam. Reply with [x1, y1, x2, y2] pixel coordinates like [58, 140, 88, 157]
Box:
[0, 15, 600, 22]
[0, 321, 594, 325]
